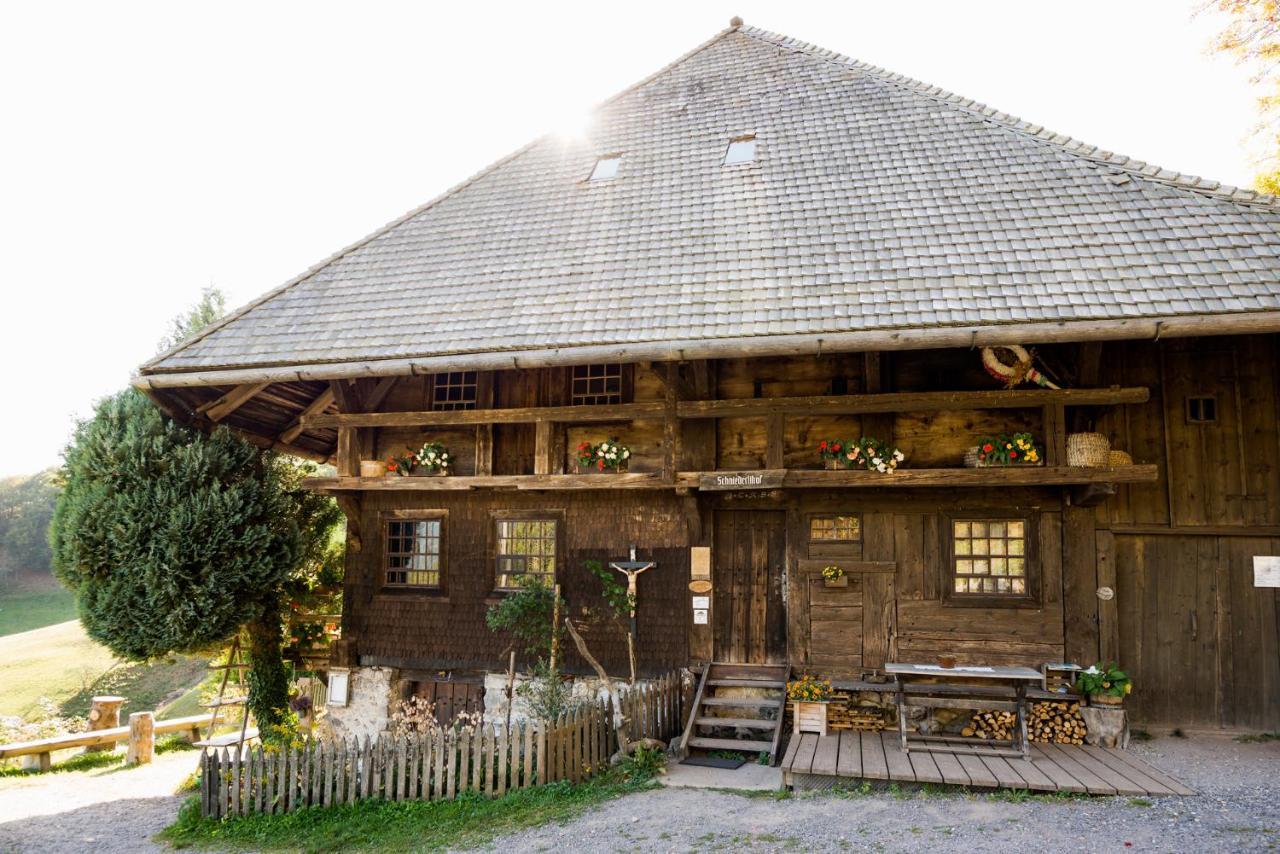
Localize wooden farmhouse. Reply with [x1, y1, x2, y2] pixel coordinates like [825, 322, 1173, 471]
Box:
[137, 22, 1280, 738]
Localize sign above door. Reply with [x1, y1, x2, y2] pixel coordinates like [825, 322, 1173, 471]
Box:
[699, 470, 785, 491]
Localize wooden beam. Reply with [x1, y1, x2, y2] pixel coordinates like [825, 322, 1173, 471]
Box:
[141, 386, 327, 461]
[279, 388, 335, 444]
[765, 412, 785, 470]
[303, 464, 1159, 493]
[197, 383, 269, 422]
[304, 387, 1151, 430]
[1043, 403, 1067, 466]
[661, 364, 681, 483]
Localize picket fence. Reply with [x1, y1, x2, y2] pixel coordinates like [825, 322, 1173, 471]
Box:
[200, 670, 685, 818]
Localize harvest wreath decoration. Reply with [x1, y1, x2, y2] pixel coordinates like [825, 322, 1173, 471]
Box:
[576, 438, 631, 472]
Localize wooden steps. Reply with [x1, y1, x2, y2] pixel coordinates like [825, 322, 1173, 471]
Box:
[680, 662, 789, 765]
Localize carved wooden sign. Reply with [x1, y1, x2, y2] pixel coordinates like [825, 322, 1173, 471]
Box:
[699, 470, 785, 491]
[688, 579, 713, 594]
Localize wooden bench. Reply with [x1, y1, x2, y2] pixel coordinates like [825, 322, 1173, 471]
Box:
[0, 713, 212, 771]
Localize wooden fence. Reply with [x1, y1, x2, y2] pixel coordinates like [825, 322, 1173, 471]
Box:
[201, 671, 684, 818]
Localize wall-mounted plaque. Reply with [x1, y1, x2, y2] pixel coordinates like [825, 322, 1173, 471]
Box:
[692, 596, 710, 610]
[699, 470, 785, 491]
[688, 579, 713, 594]
[1255, 556, 1280, 588]
[691, 546, 711, 580]
[693, 609, 709, 625]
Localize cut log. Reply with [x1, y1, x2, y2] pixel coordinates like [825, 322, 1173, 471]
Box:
[86, 696, 124, 754]
[127, 711, 155, 765]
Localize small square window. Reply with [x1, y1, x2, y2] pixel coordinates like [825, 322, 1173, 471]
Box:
[949, 516, 1031, 601]
[1186, 395, 1217, 424]
[723, 136, 756, 165]
[495, 518, 558, 590]
[810, 515, 861, 542]
[588, 155, 620, 181]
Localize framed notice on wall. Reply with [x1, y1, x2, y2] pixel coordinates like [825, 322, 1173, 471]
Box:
[1255, 556, 1280, 588]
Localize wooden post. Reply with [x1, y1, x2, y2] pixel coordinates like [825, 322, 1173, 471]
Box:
[126, 711, 155, 765]
[85, 696, 124, 753]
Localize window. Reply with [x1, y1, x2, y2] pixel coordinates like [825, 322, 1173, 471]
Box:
[588, 155, 620, 181]
[385, 516, 443, 588]
[1186, 395, 1217, 424]
[495, 517, 558, 590]
[810, 515, 861, 542]
[432, 371, 477, 411]
[949, 518, 1029, 599]
[723, 136, 756, 165]
[571, 363, 624, 405]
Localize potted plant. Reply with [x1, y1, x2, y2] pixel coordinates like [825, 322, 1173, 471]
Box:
[788, 673, 834, 736]
[817, 439, 850, 470]
[576, 438, 631, 473]
[385, 450, 416, 477]
[821, 564, 847, 588]
[967, 432, 1042, 467]
[414, 442, 452, 476]
[1075, 662, 1132, 706]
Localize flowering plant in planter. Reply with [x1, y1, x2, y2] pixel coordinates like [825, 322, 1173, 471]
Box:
[787, 673, 834, 702]
[385, 450, 417, 476]
[415, 442, 452, 475]
[576, 438, 631, 472]
[1075, 661, 1132, 705]
[821, 565, 845, 583]
[817, 438, 851, 468]
[975, 432, 1041, 466]
[854, 437, 904, 473]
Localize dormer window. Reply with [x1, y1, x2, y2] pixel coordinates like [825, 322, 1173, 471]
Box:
[588, 155, 621, 181]
[723, 136, 756, 165]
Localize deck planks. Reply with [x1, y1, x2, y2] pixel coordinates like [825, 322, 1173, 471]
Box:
[782, 732, 1188, 798]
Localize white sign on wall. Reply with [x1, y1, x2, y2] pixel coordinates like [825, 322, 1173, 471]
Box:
[693, 609, 709, 625]
[692, 596, 710, 610]
[1254, 556, 1280, 588]
[327, 669, 350, 706]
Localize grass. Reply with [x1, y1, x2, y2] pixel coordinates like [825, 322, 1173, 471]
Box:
[0, 734, 194, 779]
[1234, 732, 1280, 744]
[0, 575, 76, 637]
[60, 654, 209, 719]
[0, 618, 118, 717]
[160, 773, 656, 852]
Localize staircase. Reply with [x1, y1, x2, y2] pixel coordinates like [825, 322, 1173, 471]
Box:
[679, 663, 789, 765]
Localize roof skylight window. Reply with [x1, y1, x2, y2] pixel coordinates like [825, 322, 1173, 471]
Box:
[723, 136, 757, 165]
[588, 155, 621, 181]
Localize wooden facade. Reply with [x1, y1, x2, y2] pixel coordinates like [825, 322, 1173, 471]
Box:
[306, 335, 1279, 730]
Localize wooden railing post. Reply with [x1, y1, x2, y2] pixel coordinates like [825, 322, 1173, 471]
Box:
[126, 711, 154, 765]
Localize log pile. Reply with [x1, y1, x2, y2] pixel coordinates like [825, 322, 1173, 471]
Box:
[785, 691, 890, 732]
[958, 702, 1087, 743]
[1028, 700, 1087, 744]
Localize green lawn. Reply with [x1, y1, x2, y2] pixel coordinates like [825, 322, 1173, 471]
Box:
[161, 775, 655, 852]
[0, 578, 77, 636]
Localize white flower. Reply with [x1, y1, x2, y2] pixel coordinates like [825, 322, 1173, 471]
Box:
[598, 448, 605, 456]
[893, 450, 905, 460]
[622, 449, 631, 458]
[872, 457, 882, 466]
[876, 463, 887, 472]
[1085, 665, 1101, 676]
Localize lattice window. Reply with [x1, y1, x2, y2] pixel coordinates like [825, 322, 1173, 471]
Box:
[495, 518, 558, 590]
[951, 519, 1027, 597]
[385, 517, 443, 588]
[571, 364, 623, 405]
[431, 371, 478, 411]
[810, 515, 861, 542]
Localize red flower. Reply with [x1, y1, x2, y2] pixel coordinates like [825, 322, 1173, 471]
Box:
[387, 460, 397, 471]
[831, 443, 842, 452]
[1010, 451, 1018, 458]
[597, 459, 605, 470]
[982, 443, 994, 452]
[819, 440, 828, 451]
[577, 442, 590, 452]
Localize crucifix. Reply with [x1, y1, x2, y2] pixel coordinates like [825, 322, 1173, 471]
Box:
[609, 544, 656, 642]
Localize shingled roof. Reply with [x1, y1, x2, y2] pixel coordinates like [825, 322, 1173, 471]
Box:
[140, 22, 1280, 387]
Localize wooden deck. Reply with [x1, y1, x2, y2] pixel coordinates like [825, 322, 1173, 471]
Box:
[781, 731, 1193, 797]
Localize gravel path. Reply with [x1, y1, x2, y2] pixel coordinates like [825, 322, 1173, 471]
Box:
[465, 734, 1280, 853]
[0, 749, 194, 854]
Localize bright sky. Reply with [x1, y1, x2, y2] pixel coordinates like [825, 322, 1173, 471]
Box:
[0, 1, 1262, 477]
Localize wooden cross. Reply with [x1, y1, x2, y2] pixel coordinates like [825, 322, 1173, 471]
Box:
[609, 544, 655, 639]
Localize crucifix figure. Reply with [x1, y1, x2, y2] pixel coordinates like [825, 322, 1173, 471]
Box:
[609, 544, 656, 642]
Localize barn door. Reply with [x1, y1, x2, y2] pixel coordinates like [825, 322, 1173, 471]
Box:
[713, 510, 787, 664]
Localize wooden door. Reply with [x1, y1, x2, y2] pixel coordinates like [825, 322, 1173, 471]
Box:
[713, 510, 787, 664]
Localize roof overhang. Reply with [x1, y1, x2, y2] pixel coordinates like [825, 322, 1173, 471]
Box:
[133, 310, 1280, 390]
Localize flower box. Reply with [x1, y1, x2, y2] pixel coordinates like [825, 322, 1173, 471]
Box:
[576, 459, 629, 474]
[824, 575, 848, 588]
[792, 700, 830, 736]
[1089, 693, 1123, 707]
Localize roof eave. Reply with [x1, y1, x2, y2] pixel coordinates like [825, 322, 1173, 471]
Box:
[133, 310, 1280, 390]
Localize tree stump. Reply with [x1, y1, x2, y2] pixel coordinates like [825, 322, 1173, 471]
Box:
[127, 711, 155, 765]
[85, 696, 125, 753]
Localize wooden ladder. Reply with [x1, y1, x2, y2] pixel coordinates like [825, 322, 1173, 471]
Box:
[679, 662, 789, 765]
[194, 637, 259, 749]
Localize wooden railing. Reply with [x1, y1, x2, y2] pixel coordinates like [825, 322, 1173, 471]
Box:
[0, 713, 213, 771]
[200, 672, 685, 818]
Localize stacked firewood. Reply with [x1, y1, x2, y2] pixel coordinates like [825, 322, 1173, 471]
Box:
[787, 691, 890, 732]
[962, 710, 1016, 740]
[1028, 700, 1087, 744]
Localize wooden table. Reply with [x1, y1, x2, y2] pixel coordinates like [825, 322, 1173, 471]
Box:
[886, 662, 1044, 759]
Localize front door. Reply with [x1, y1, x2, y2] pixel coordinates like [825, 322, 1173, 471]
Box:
[713, 510, 787, 664]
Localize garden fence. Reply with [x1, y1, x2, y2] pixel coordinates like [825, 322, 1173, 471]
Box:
[200, 670, 684, 818]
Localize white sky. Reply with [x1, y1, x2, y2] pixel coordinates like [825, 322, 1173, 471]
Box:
[0, 1, 1263, 477]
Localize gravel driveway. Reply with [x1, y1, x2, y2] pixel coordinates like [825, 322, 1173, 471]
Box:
[0, 749, 194, 854]
[465, 734, 1280, 853]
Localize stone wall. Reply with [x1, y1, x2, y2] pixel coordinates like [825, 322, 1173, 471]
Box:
[324, 666, 397, 743]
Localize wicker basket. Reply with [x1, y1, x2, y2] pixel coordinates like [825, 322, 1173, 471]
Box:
[1107, 450, 1133, 467]
[963, 446, 989, 468]
[1067, 433, 1111, 467]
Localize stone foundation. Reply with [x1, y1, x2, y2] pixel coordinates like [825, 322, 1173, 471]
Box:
[324, 666, 397, 743]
